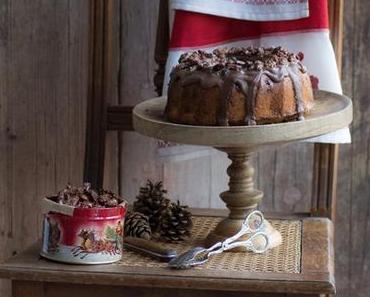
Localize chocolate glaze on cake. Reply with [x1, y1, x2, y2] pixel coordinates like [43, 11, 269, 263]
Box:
[166, 47, 314, 126]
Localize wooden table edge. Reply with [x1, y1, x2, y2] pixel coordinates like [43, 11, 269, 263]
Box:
[0, 266, 335, 294]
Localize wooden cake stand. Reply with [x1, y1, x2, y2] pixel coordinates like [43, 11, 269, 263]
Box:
[133, 90, 352, 251]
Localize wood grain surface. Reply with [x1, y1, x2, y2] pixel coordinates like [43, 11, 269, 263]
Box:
[334, 1, 370, 297]
[0, 1, 89, 296]
[12, 281, 325, 297]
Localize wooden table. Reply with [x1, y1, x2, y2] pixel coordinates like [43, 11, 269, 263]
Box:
[0, 211, 335, 297]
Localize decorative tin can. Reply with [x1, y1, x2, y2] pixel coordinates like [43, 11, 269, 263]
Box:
[41, 198, 127, 264]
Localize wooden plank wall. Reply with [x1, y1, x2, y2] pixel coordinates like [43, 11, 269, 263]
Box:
[335, 1, 370, 297]
[0, 1, 369, 297]
[0, 1, 89, 296]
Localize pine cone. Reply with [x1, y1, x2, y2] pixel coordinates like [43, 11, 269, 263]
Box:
[159, 201, 192, 242]
[133, 180, 170, 232]
[124, 212, 151, 240]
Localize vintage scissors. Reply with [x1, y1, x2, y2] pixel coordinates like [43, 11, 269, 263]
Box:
[168, 210, 269, 269]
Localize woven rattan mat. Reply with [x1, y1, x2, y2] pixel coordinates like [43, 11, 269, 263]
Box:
[118, 216, 302, 274]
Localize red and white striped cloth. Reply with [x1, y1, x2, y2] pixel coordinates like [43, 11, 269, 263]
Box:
[163, 0, 350, 143]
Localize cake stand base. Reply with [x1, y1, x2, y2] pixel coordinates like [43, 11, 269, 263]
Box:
[205, 148, 282, 252]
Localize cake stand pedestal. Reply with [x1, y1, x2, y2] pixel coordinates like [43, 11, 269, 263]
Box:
[205, 147, 272, 249]
[133, 90, 352, 251]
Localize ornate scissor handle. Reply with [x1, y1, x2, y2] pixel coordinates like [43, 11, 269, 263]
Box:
[243, 210, 265, 232]
[220, 210, 265, 248]
[223, 231, 269, 253]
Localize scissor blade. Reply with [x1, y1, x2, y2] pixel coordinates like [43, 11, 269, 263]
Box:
[168, 247, 207, 269]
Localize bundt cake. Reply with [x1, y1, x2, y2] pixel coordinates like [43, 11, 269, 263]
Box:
[165, 46, 314, 126]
